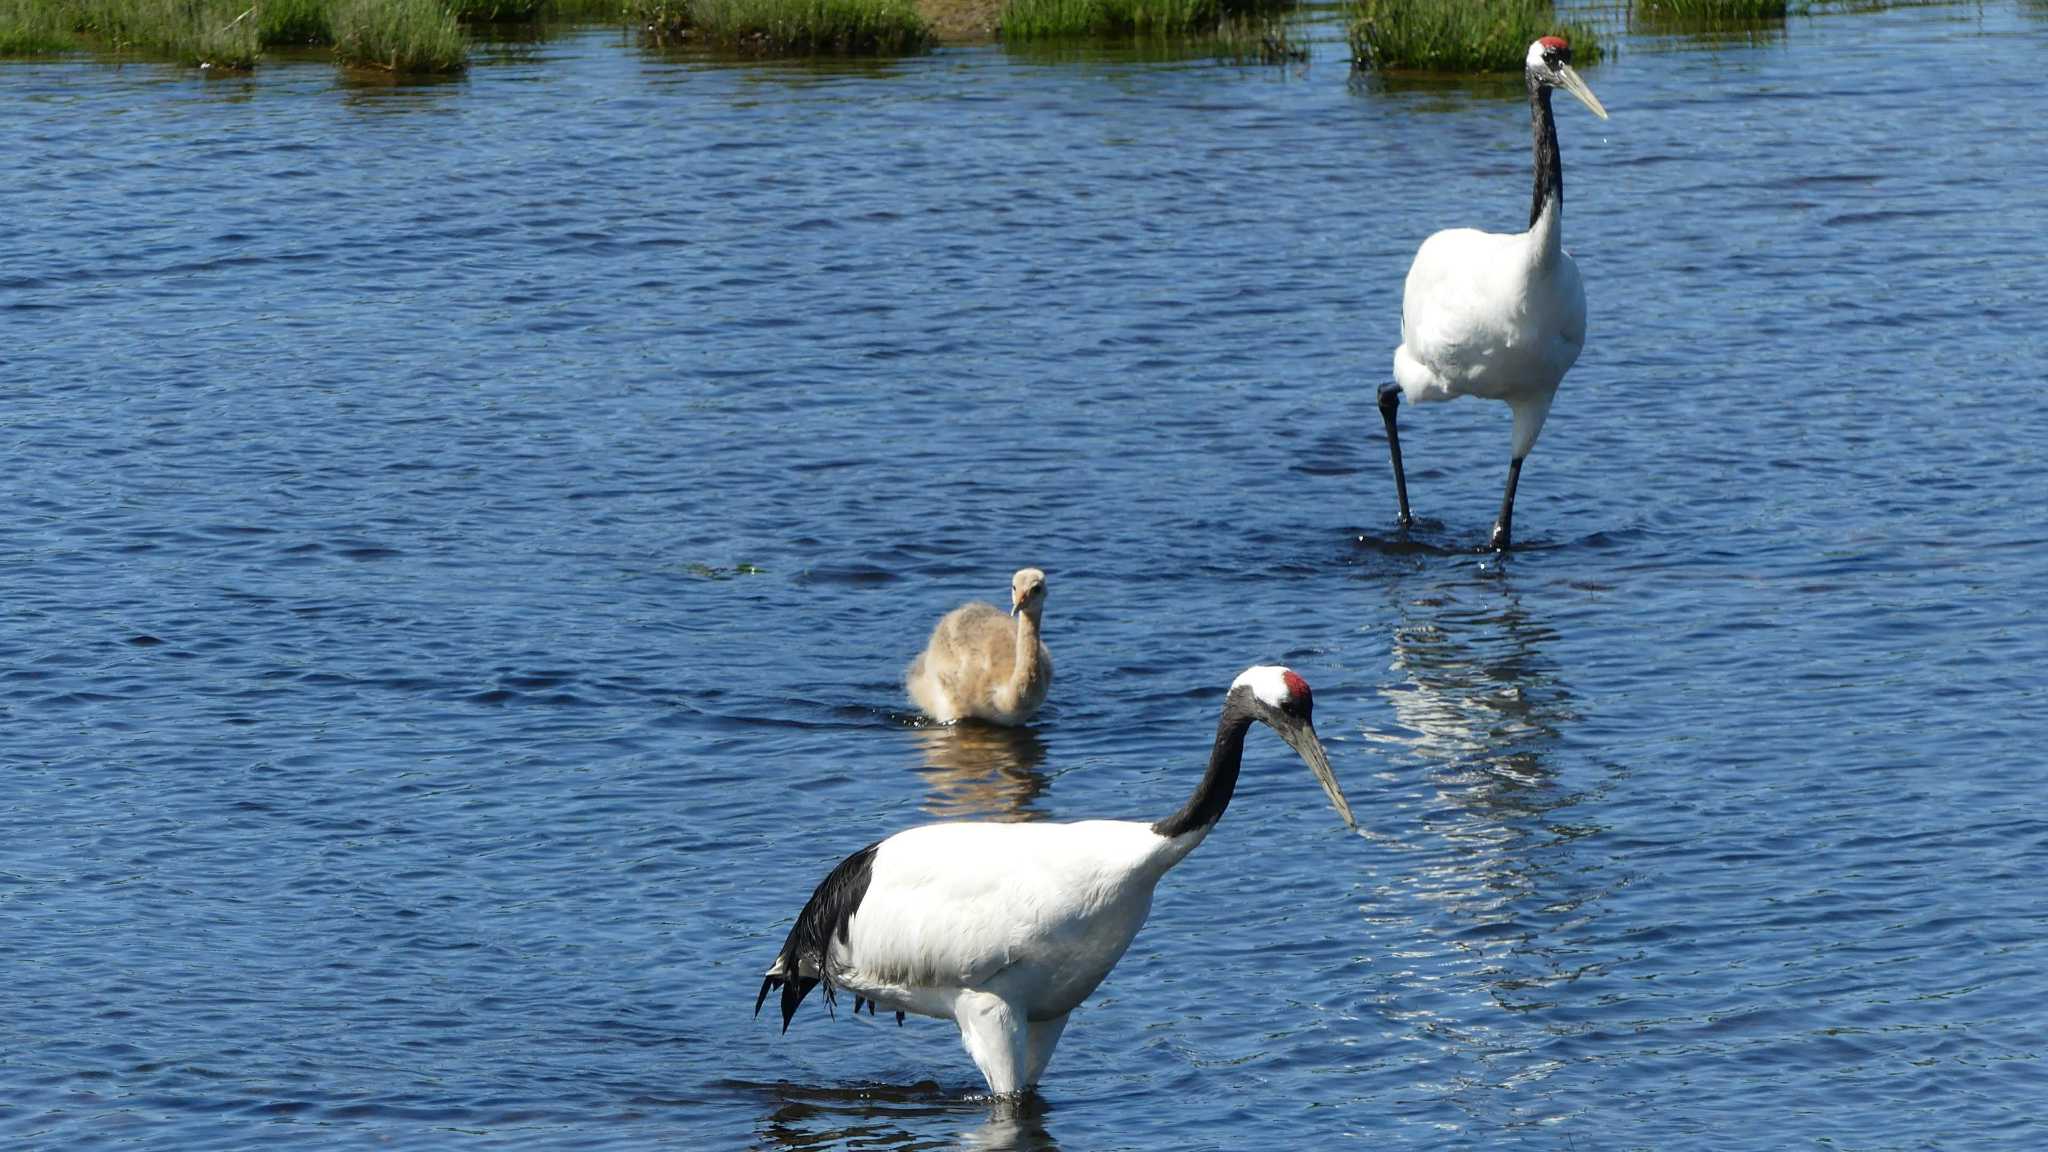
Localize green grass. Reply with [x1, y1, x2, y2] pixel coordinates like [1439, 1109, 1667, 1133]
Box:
[0, 0, 81, 51]
[1000, 0, 1283, 38]
[1348, 0, 1600, 73]
[633, 0, 932, 53]
[332, 0, 466, 68]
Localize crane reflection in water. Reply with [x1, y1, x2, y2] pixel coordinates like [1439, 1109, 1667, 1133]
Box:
[1358, 573, 1628, 1131]
[1375, 582, 1578, 802]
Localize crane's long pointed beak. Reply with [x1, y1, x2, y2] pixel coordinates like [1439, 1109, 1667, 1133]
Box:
[1557, 64, 1608, 121]
[1282, 722, 1357, 831]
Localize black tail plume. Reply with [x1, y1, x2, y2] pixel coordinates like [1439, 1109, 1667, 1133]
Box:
[756, 840, 881, 1033]
[779, 976, 818, 1032]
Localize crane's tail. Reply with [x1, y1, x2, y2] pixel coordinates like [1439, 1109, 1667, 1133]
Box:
[754, 966, 821, 1034]
[753, 840, 881, 1034]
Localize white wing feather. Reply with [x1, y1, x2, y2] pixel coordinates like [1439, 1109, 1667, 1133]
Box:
[836, 821, 1171, 1020]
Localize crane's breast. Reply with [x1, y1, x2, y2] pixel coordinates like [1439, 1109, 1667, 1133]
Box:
[1396, 229, 1588, 400]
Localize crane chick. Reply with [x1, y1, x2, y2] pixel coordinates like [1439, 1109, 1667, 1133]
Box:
[905, 568, 1052, 727]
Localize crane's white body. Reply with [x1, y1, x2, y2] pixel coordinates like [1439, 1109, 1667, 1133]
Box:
[827, 820, 1202, 1092]
[1392, 198, 1585, 461]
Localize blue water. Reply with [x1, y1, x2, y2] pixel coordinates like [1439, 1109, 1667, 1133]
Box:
[4, 4, 2046, 1148]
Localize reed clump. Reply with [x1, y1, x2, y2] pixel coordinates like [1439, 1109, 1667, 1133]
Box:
[1348, 0, 1600, 72]
[331, 0, 466, 69]
[633, 0, 933, 53]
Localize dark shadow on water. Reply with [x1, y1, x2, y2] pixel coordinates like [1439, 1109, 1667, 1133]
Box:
[335, 70, 467, 109]
[725, 1079, 1060, 1151]
[1629, 7, 1787, 50]
[1352, 519, 1642, 565]
[1351, 522, 1467, 558]
[912, 723, 1051, 823]
[636, 45, 927, 85]
[1348, 65, 1526, 109]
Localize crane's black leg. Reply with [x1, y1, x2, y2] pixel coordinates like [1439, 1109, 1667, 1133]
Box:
[1377, 382, 1414, 528]
[1489, 456, 1525, 552]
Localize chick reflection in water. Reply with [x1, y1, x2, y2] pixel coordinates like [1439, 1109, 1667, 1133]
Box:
[913, 724, 1051, 823]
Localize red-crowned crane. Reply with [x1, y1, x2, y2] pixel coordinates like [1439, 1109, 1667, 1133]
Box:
[1379, 36, 1610, 551]
[756, 665, 1356, 1094]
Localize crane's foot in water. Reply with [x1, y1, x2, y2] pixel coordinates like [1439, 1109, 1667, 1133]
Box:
[1489, 455, 1525, 552]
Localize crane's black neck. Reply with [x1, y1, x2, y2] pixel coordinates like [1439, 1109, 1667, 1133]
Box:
[1152, 696, 1254, 841]
[1529, 81, 1561, 231]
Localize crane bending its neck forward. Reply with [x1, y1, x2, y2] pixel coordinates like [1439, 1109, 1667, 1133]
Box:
[1380, 37, 1608, 551]
[755, 666, 1357, 1095]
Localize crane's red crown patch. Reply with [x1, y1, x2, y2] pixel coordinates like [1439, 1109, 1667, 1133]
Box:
[1282, 669, 1312, 706]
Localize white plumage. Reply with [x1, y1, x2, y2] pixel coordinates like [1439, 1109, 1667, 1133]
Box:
[757, 665, 1357, 1095]
[1392, 219, 1585, 460]
[1379, 37, 1609, 550]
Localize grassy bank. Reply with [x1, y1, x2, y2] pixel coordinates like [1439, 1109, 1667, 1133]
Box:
[332, 0, 464, 68]
[0, 0, 934, 60]
[999, 0, 1283, 39]
[1349, 0, 1601, 73]
[0, 0, 260, 65]
[631, 0, 933, 52]
[0, 0, 465, 66]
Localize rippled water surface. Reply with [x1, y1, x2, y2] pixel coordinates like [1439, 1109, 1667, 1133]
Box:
[5, 5, 2047, 1148]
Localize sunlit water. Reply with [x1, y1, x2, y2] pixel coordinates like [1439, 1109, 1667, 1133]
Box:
[4, 5, 2045, 1148]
